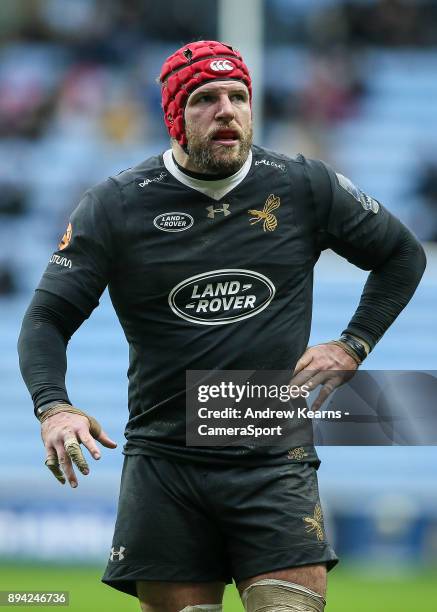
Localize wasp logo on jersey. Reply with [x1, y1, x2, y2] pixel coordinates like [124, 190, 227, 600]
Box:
[169, 269, 276, 325]
[248, 194, 280, 232]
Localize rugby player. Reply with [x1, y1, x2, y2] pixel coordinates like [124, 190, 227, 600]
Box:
[18, 41, 426, 611]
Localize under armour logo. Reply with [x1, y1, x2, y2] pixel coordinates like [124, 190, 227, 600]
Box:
[206, 204, 231, 219]
[110, 546, 126, 561]
[210, 60, 234, 72]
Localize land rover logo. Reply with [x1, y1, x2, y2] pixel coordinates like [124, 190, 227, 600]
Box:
[153, 212, 194, 232]
[169, 269, 276, 325]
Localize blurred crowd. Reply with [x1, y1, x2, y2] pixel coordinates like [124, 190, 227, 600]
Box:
[1, 0, 436, 296]
[267, 0, 437, 47]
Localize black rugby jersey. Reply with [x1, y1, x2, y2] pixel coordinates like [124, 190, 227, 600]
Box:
[37, 145, 404, 464]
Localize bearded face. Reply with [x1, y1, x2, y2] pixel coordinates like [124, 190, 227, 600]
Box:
[185, 122, 253, 174]
[183, 82, 253, 175]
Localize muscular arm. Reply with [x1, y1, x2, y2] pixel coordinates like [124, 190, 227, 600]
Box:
[18, 289, 117, 487]
[307, 158, 426, 350]
[18, 289, 86, 416]
[18, 183, 121, 485]
[340, 224, 426, 349]
[293, 159, 426, 408]
[293, 226, 426, 408]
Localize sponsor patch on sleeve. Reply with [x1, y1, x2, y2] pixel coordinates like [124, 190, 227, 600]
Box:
[58, 222, 72, 250]
[336, 173, 379, 213]
[360, 193, 380, 213]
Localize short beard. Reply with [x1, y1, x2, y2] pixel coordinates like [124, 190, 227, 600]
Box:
[185, 124, 253, 175]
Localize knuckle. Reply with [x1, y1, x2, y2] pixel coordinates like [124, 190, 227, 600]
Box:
[66, 445, 82, 459]
[64, 440, 79, 453]
[64, 437, 79, 448]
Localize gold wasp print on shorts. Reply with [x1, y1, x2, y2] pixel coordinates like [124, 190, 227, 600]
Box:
[287, 447, 307, 461]
[248, 194, 280, 232]
[303, 503, 325, 541]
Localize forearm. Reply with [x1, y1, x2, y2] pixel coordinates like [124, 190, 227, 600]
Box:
[17, 290, 86, 415]
[343, 227, 426, 350]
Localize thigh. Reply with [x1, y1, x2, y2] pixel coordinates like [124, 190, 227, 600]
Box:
[102, 455, 230, 597]
[137, 580, 225, 612]
[237, 563, 327, 598]
[213, 462, 338, 585]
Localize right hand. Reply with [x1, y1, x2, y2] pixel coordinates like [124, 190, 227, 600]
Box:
[41, 410, 117, 488]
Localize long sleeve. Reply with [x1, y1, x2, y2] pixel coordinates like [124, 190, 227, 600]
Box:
[341, 224, 426, 348]
[306, 158, 426, 349]
[18, 290, 86, 416]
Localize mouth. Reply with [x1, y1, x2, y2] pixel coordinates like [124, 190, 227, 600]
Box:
[211, 129, 240, 146]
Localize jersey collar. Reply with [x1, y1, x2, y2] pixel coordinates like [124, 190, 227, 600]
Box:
[163, 149, 253, 202]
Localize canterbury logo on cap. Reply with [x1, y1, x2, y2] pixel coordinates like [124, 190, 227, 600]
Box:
[210, 59, 235, 72]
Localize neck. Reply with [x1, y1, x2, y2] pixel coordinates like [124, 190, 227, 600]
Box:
[171, 141, 214, 175]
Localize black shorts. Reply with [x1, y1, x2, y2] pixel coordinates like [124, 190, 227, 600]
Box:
[102, 455, 338, 597]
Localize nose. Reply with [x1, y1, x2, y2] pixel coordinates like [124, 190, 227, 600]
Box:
[215, 94, 235, 122]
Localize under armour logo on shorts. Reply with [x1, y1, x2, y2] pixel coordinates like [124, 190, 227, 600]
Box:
[110, 546, 126, 561]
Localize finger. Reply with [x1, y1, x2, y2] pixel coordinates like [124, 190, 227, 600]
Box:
[311, 379, 341, 411]
[87, 416, 117, 447]
[87, 415, 102, 439]
[303, 370, 333, 390]
[55, 443, 78, 488]
[45, 453, 66, 485]
[96, 429, 118, 449]
[293, 351, 314, 375]
[304, 369, 339, 401]
[290, 367, 319, 390]
[64, 436, 89, 475]
[78, 429, 102, 460]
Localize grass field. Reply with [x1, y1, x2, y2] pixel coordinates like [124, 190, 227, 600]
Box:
[1, 563, 436, 611]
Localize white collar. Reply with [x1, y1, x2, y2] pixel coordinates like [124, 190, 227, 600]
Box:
[163, 149, 252, 202]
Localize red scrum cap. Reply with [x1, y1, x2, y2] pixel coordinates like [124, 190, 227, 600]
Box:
[159, 40, 252, 147]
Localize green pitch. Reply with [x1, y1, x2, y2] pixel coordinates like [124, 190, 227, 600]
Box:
[0, 563, 436, 611]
